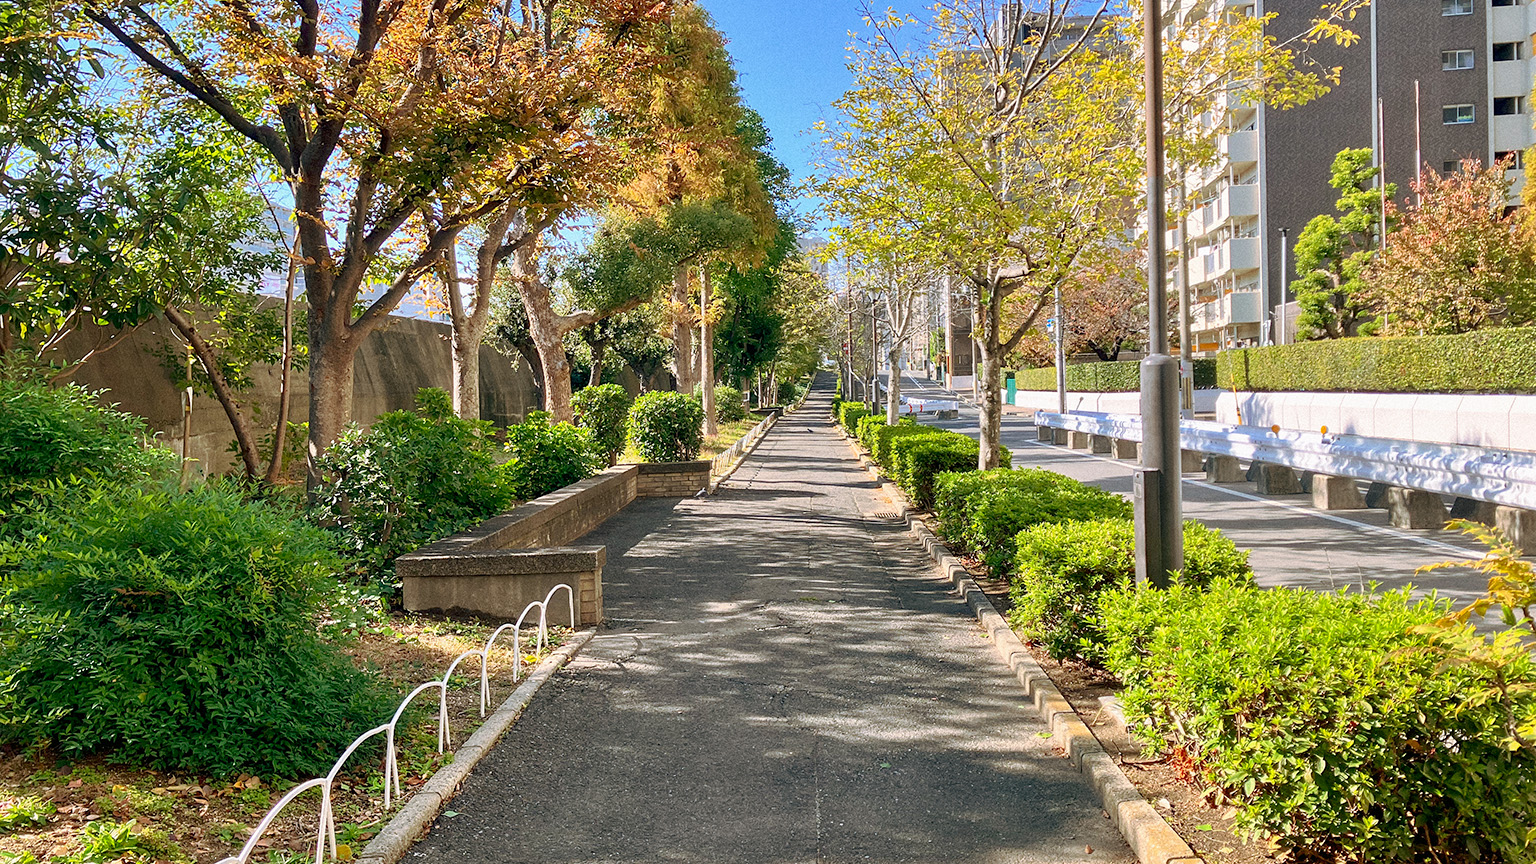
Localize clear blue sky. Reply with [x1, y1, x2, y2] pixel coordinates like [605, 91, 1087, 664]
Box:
[699, 1, 867, 219]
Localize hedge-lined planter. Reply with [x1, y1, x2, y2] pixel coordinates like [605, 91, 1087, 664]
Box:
[1216, 328, 1536, 393]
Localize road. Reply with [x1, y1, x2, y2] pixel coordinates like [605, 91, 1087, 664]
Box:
[878, 371, 1492, 608]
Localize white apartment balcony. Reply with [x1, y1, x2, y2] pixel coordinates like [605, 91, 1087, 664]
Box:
[1220, 130, 1258, 166]
[1493, 113, 1536, 153]
[1491, 3, 1530, 40]
[1492, 60, 1532, 100]
[1191, 291, 1262, 333]
[1190, 236, 1259, 286]
[1189, 184, 1259, 239]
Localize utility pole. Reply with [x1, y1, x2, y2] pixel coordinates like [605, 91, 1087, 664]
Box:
[869, 293, 880, 411]
[1278, 227, 1289, 346]
[1136, 0, 1183, 588]
[1053, 284, 1066, 414]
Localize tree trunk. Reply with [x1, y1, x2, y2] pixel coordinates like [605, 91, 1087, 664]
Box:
[451, 328, 483, 419]
[671, 264, 695, 395]
[589, 340, 606, 388]
[306, 326, 356, 491]
[976, 285, 1005, 470]
[163, 303, 263, 481]
[264, 237, 299, 485]
[886, 343, 903, 425]
[514, 245, 574, 422]
[700, 264, 716, 436]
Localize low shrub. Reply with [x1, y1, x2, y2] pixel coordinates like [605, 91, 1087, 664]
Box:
[0, 374, 173, 502]
[713, 385, 748, 423]
[628, 391, 704, 462]
[870, 422, 937, 467]
[934, 469, 1132, 572]
[502, 412, 604, 500]
[313, 388, 512, 584]
[837, 401, 868, 435]
[1215, 327, 1536, 393]
[1101, 580, 1536, 862]
[854, 413, 887, 453]
[0, 484, 391, 776]
[1007, 518, 1250, 662]
[889, 431, 1007, 509]
[572, 384, 632, 466]
[778, 379, 807, 405]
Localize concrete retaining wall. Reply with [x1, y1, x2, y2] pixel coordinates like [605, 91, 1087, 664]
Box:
[635, 461, 710, 497]
[1216, 391, 1536, 452]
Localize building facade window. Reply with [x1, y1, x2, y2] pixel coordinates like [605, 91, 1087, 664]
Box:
[1443, 49, 1477, 69]
[1443, 103, 1476, 123]
[1493, 41, 1525, 60]
[1493, 0, 1520, 7]
[1496, 150, 1525, 168]
[1495, 96, 1525, 115]
[1443, 0, 1473, 14]
[1443, 160, 1460, 173]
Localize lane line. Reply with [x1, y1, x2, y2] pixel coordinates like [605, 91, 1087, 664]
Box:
[1011, 436, 1478, 559]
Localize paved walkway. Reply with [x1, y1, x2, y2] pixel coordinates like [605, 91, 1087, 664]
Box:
[407, 380, 1130, 863]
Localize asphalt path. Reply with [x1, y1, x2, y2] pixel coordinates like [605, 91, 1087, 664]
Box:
[882, 371, 1491, 607]
[406, 379, 1132, 864]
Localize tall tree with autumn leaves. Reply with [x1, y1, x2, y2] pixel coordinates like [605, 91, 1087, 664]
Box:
[87, 0, 670, 485]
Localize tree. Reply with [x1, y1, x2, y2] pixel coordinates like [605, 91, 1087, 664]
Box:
[1294, 148, 1394, 339]
[1361, 158, 1536, 335]
[89, 0, 668, 487]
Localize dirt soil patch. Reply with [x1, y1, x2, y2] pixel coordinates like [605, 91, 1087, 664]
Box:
[0, 614, 569, 864]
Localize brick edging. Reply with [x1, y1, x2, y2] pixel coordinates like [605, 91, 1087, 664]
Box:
[357, 629, 597, 864]
[838, 430, 1203, 864]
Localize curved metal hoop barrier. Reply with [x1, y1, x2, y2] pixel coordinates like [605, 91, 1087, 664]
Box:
[213, 585, 574, 864]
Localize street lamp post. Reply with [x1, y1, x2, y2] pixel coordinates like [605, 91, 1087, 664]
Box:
[1136, 0, 1183, 588]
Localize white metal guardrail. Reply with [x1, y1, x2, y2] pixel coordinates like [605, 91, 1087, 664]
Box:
[1034, 410, 1536, 511]
[217, 584, 577, 864]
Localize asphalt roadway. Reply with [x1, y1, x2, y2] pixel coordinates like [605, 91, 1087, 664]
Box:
[406, 380, 1132, 864]
[882, 371, 1492, 607]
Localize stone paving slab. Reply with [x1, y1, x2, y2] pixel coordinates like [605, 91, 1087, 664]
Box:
[405, 382, 1132, 863]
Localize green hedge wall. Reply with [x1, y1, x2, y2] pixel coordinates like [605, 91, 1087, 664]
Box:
[1215, 329, 1536, 393]
[1012, 359, 1216, 393]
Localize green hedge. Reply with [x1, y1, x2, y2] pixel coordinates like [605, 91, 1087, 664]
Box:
[1012, 359, 1216, 393]
[1007, 518, 1250, 663]
[1102, 581, 1536, 861]
[1215, 328, 1536, 393]
[855, 414, 887, 453]
[871, 422, 938, 466]
[932, 468, 1131, 574]
[837, 402, 868, 435]
[889, 432, 1009, 510]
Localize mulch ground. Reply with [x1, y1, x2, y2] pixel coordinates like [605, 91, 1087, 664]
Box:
[0, 614, 569, 864]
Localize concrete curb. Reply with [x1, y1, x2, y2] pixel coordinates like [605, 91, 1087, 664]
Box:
[357, 629, 597, 864]
[711, 412, 778, 491]
[841, 434, 1202, 864]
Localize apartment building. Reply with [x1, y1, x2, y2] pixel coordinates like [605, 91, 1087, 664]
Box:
[1181, 0, 1533, 352]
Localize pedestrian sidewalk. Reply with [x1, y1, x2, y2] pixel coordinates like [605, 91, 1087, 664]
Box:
[406, 380, 1131, 864]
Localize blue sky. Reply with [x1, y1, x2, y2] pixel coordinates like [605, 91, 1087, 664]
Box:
[698, 1, 867, 221]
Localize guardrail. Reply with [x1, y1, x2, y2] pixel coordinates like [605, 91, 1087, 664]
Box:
[217, 584, 576, 864]
[1034, 410, 1536, 510]
[710, 410, 778, 477]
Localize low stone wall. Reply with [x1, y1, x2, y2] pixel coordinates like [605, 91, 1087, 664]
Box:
[635, 461, 710, 497]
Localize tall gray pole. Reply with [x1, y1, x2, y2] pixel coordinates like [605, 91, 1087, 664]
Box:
[1136, 0, 1183, 589]
[1278, 228, 1288, 346]
[1054, 284, 1066, 414]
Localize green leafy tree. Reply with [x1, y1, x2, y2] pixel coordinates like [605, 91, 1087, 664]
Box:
[1294, 148, 1394, 339]
[571, 383, 632, 466]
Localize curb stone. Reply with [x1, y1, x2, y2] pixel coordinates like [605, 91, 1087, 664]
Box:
[837, 432, 1203, 864]
[711, 413, 778, 491]
[357, 629, 597, 864]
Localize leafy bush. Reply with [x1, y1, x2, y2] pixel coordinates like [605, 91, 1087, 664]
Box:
[935, 468, 1132, 572]
[572, 384, 632, 466]
[502, 412, 604, 500]
[713, 385, 748, 423]
[1216, 327, 1536, 393]
[888, 431, 1006, 509]
[778, 379, 807, 405]
[870, 421, 938, 467]
[1008, 518, 1250, 662]
[854, 413, 887, 452]
[0, 484, 391, 776]
[1012, 359, 1217, 393]
[0, 375, 173, 501]
[628, 391, 704, 462]
[1101, 580, 1536, 862]
[314, 388, 512, 582]
[837, 401, 868, 435]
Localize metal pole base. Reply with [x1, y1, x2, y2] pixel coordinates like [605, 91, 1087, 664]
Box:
[1135, 354, 1184, 587]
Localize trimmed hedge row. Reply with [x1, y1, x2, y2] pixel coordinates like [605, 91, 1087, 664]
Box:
[1011, 358, 1216, 393]
[1103, 581, 1536, 861]
[845, 412, 1011, 511]
[933, 469, 1130, 574]
[1215, 328, 1536, 393]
